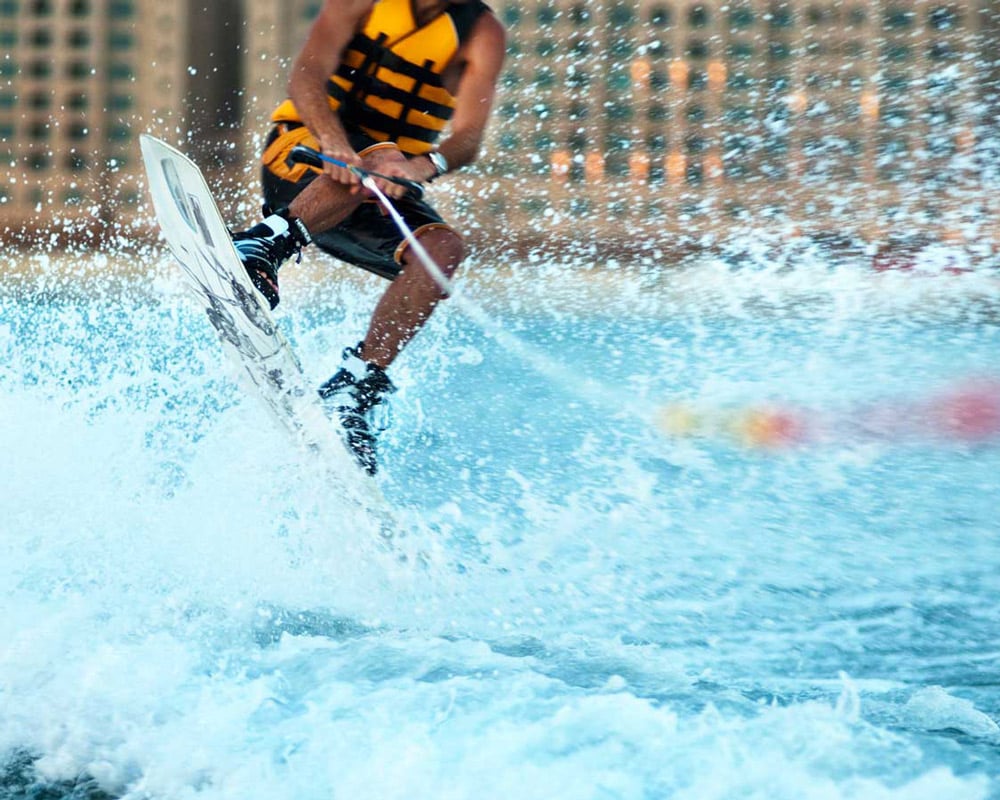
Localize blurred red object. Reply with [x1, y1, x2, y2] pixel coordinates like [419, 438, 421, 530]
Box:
[924, 380, 1000, 442]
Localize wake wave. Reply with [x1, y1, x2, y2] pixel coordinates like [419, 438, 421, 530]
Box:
[2, 253, 999, 798]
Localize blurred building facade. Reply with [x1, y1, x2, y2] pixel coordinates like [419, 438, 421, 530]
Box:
[1, 0, 998, 253]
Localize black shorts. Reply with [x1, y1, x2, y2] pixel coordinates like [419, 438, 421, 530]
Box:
[261, 126, 453, 281]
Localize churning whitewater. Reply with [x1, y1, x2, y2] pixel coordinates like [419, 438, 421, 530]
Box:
[2, 251, 1000, 799]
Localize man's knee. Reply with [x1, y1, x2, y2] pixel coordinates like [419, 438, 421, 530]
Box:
[407, 225, 465, 277]
[423, 226, 465, 269]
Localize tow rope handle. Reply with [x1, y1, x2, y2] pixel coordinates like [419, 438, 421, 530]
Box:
[287, 145, 425, 201]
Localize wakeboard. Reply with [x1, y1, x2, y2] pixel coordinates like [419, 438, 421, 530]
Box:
[139, 134, 345, 462]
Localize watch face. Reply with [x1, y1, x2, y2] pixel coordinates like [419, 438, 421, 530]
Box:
[429, 151, 447, 174]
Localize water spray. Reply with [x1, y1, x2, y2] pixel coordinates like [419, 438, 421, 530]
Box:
[285, 146, 665, 434]
[360, 168, 670, 437]
[290, 147, 1000, 452]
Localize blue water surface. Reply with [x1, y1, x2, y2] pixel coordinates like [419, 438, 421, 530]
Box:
[1, 255, 999, 799]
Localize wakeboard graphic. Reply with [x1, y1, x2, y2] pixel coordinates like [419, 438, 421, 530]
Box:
[139, 134, 344, 462]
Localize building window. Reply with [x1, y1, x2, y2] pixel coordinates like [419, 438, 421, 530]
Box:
[928, 6, 960, 29]
[649, 5, 670, 27]
[28, 121, 51, 140]
[883, 6, 915, 29]
[108, 0, 134, 18]
[109, 62, 134, 80]
[28, 150, 52, 172]
[728, 42, 755, 60]
[501, 4, 519, 26]
[768, 4, 795, 28]
[108, 122, 131, 141]
[929, 41, 957, 61]
[882, 43, 910, 62]
[31, 28, 52, 47]
[728, 6, 755, 29]
[609, 3, 634, 27]
[68, 29, 91, 48]
[109, 30, 134, 50]
[687, 39, 709, 60]
[533, 67, 555, 89]
[535, 38, 555, 57]
[688, 4, 710, 27]
[67, 61, 93, 79]
[536, 3, 556, 26]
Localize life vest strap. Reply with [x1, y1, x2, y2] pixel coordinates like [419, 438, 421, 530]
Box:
[331, 91, 444, 145]
[330, 67, 455, 120]
[347, 34, 443, 88]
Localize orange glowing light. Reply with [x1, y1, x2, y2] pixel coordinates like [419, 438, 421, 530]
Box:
[707, 60, 727, 91]
[666, 150, 686, 185]
[551, 149, 571, 182]
[860, 91, 879, 122]
[584, 151, 605, 182]
[668, 59, 689, 90]
[704, 153, 723, 183]
[631, 58, 651, 88]
[956, 127, 975, 153]
[788, 91, 808, 114]
[735, 408, 806, 448]
[629, 151, 651, 183]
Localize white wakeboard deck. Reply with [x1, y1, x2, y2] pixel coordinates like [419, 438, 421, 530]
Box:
[139, 134, 348, 464]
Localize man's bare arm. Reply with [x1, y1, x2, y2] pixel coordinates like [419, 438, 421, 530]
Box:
[387, 11, 507, 187]
[436, 13, 507, 172]
[288, 0, 374, 181]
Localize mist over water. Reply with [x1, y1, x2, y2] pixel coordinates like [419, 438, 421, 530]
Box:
[2, 251, 1000, 799]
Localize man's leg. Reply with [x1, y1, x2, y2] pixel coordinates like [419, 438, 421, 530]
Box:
[235, 167, 364, 309]
[361, 226, 466, 368]
[316, 226, 464, 475]
[312, 144, 465, 473]
[286, 173, 364, 232]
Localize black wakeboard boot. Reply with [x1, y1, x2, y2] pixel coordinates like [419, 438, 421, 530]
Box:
[232, 210, 311, 310]
[318, 343, 396, 475]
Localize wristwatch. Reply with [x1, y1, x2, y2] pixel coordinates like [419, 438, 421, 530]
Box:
[426, 149, 448, 180]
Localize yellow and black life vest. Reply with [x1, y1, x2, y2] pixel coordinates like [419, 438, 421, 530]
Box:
[272, 0, 490, 155]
